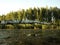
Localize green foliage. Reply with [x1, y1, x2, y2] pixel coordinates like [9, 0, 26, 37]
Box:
[0, 7, 60, 29]
[0, 7, 60, 22]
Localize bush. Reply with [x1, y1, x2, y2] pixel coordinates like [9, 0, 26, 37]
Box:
[5, 25, 14, 29]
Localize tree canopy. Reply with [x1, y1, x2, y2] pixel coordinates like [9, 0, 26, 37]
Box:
[0, 7, 60, 23]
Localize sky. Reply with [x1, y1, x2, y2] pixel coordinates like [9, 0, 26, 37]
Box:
[0, 0, 60, 15]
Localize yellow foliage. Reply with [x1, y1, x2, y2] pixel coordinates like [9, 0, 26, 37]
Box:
[42, 25, 47, 30]
[5, 25, 14, 29]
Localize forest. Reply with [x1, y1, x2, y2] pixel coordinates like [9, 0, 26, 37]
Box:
[0, 7, 60, 29]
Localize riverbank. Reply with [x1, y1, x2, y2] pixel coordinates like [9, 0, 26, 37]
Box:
[0, 24, 60, 30]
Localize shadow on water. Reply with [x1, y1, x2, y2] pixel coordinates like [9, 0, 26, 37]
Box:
[0, 29, 60, 45]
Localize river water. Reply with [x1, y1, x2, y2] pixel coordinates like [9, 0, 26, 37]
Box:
[0, 29, 60, 45]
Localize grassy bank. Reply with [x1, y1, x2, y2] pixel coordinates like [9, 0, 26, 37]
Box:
[0, 24, 60, 30]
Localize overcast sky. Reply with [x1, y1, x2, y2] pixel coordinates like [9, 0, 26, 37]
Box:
[0, 0, 60, 15]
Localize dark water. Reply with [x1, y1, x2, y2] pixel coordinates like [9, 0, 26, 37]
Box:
[0, 29, 60, 45]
